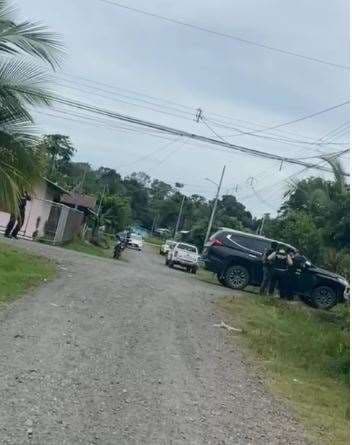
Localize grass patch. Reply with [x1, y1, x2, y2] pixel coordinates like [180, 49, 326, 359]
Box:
[144, 236, 164, 246]
[219, 295, 349, 445]
[64, 238, 113, 258]
[0, 243, 55, 304]
[197, 268, 220, 286]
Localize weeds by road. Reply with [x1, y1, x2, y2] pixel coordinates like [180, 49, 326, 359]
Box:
[219, 295, 349, 445]
[64, 238, 113, 258]
[144, 236, 163, 246]
[0, 243, 55, 304]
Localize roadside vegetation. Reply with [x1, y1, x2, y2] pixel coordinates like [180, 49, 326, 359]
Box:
[0, 244, 55, 303]
[144, 235, 163, 246]
[63, 237, 113, 258]
[219, 295, 349, 445]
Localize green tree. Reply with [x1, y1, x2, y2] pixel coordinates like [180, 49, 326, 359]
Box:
[101, 195, 132, 232]
[0, 0, 61, 213]
[40, 134, 75, 176]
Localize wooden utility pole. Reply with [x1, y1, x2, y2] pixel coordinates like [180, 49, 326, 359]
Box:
[203, 165, 226, 247]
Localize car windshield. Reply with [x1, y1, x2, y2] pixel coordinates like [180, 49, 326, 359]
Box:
[132, 234, 142, 240]
[178, 243, 197, 253]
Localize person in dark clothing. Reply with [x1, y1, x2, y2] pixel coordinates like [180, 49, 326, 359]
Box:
[5, 193, 30, 239]
[268, 247, 289, 297]
[284, 248, 296, 300]
[260, 241, 278, 295]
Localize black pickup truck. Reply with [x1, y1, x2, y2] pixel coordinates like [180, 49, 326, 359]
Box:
[202, 228, 349, 310]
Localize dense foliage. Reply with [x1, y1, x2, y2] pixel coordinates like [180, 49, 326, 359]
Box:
[264, 159, 350, 277]
[47, 143, 349, 279]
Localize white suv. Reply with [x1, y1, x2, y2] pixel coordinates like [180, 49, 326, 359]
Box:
[166, 242, 199, 274]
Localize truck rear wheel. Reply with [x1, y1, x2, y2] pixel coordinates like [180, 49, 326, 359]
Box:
[224, 265, 250, 290]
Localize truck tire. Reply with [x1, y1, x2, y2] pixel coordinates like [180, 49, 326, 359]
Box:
[224, 265, 250, 290]
[168, 261, 174, 268]
[311, 286, 338, 310]
[192, 267, 197, 274]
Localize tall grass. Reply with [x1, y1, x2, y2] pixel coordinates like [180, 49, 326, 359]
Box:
[219, 295, 349, 445]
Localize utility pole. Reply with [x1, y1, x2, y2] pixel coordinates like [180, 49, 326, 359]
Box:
[258, 212, 270, 235]
[203, 165, 226, 247]
[174, 195, 185, 239]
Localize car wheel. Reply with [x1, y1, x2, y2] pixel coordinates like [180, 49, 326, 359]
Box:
[224, 265, 250, 290]
[311, 286, 338, 310]
[217, 272, 226, 286]
[165, 258, 169, 266]
[168, 261, 174, 268]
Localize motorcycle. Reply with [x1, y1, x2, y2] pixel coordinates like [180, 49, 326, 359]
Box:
[113, 234, 126, 259]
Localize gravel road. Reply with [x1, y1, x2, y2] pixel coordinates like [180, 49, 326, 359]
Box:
[0, 240, 307, 444]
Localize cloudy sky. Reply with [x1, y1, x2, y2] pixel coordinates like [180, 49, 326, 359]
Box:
[19, 0, 349, 216]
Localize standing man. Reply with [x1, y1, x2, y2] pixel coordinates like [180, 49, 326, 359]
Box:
[260, 241, 278, 295]
[4, 193, 31, 239]
[268, 247, 288, 297]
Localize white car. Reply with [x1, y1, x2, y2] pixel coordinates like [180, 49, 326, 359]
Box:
[128, 233, 143, 251]
[166, 242, 199, 273]
[160, 239, 176, 255]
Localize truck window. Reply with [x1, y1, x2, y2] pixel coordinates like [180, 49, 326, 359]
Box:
[230, 235, 270, 254]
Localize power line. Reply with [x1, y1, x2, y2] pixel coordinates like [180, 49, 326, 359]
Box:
[94, 0, 349, 70]
[61, 72, 347, 146]
[200, 114, 348, 162]
[223, 101, 349, 136]
[41, 92, 349, 176]
[206, 117, 349, 147]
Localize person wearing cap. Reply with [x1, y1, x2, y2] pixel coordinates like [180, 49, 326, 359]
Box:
[260, 241, 278, 295]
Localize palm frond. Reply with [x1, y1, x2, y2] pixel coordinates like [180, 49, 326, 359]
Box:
[0, 58, 54, 130]
[0, 130, 44, 213]
[0, 1, 63, 69]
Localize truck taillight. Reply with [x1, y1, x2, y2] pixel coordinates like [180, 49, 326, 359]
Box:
[211, 239, 223, 247]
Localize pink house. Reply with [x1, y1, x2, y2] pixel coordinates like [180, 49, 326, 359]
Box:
[0, 178, 84, 243]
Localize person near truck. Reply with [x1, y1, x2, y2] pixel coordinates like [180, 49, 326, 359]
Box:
[260, 241, 279, 295]
[267, 247, 289, 298]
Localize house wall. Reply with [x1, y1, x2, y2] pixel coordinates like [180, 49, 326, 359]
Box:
[0, 181, 55, 239]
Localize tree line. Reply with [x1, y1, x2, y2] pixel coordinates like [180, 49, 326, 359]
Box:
[45, 135, 349, 278]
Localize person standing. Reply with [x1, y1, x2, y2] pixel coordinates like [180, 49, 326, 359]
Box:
[4, 193, 30, 239]
[284, 248, 296, 300]
[260, 241, 278, 295]
[268, 247, 288, 297]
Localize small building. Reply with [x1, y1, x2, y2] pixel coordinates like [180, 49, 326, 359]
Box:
[0, 178, 84, 243]
[61, 192, 97, 219]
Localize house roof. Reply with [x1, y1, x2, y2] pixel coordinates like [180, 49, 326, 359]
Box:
[44, 177, 70, 195]
[61, 192, 97, 210]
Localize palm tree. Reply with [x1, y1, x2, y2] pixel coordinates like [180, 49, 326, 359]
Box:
[0, 0, 62, 214]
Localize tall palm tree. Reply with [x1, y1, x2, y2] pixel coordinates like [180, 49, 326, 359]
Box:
[0, 0, 62, 214]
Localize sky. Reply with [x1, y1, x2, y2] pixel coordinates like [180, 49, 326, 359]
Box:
[18, 0, 349, 217]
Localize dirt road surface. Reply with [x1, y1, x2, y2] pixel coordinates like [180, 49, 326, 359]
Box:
[0, 240, 307, 444]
